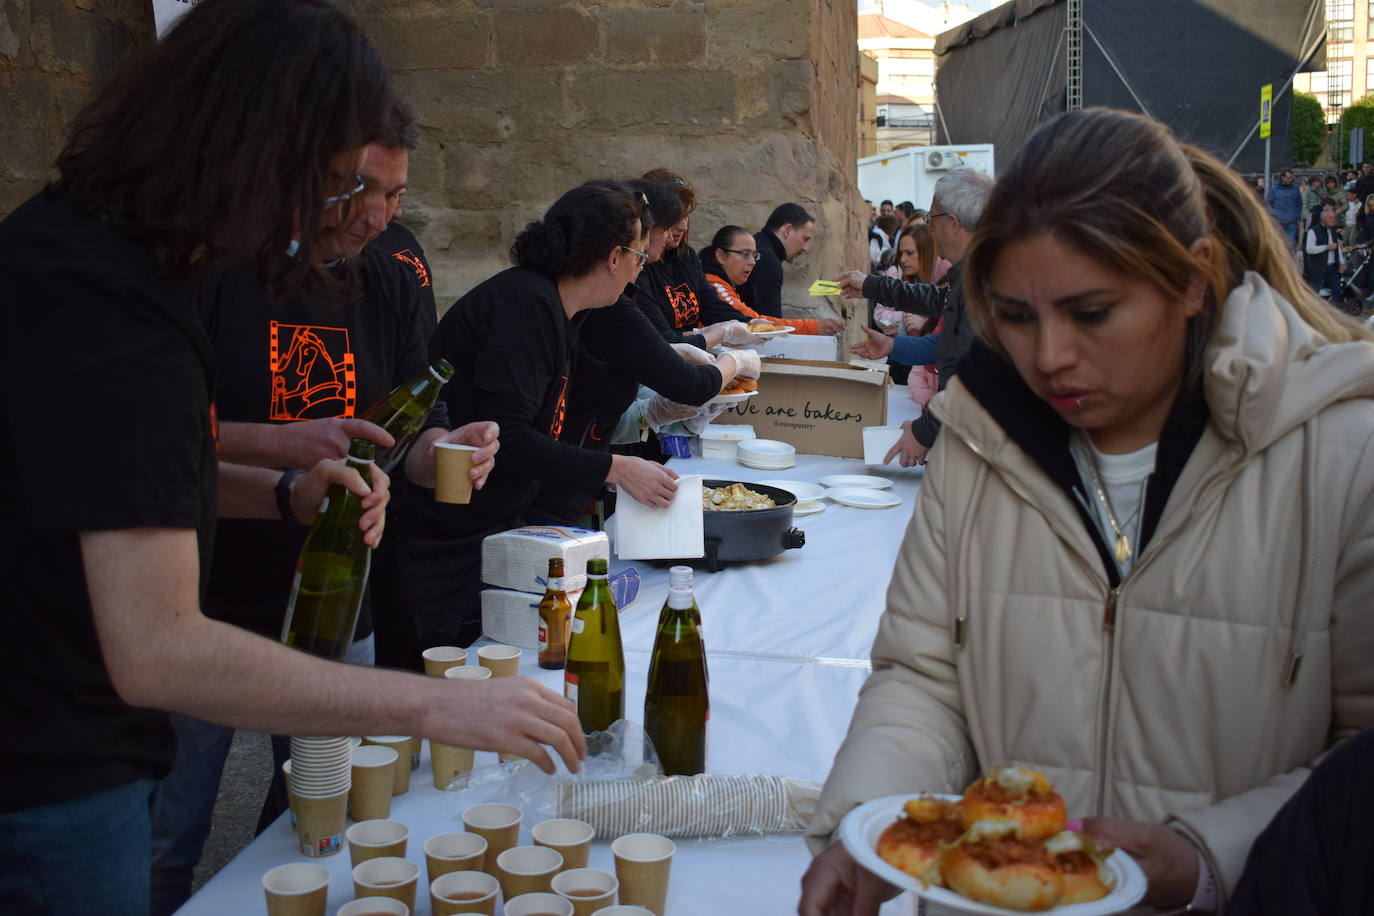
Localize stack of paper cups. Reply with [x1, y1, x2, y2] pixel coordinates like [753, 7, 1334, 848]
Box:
[289, 736, 353, 857]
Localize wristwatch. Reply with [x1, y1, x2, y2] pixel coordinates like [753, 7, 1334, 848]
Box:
[275, 469, 304, 523]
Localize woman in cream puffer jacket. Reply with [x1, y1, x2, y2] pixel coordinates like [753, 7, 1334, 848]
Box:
[801, 111, 1374, 915]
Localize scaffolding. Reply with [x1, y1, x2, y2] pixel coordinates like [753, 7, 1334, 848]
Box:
[1065, 0, 1083, 111]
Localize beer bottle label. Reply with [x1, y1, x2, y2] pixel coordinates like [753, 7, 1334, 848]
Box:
[537, 624, 548, 650]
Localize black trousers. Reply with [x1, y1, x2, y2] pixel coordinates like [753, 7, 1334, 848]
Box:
[1229, 727, 1374, 915]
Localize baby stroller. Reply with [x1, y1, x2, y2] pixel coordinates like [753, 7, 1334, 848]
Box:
[1342, 247, 1371, 315]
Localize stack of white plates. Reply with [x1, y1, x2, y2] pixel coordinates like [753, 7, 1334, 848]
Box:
[737, 439, 796, 470]
[699, 424, 756, 460]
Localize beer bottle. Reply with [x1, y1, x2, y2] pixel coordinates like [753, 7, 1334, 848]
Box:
[644, 585, 709, 775]
[280, 439, 376, 660]
[564, 557, 624, 735]
[362, 358, 455, 472]
[537, 557, 573, 670]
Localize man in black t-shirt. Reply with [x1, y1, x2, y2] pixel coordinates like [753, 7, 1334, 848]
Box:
[738, 202, 816, 318]
[148, 133, 496, 914]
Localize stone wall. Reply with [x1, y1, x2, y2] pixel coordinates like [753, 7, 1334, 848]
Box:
[0, 0, 153, 216]
[357, 0, 866, 323]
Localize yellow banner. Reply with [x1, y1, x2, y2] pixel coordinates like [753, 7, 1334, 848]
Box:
[1260, 84, 1273, 140]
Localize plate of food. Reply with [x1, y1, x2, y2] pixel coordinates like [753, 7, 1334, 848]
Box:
[839, 768, 1147, 915]
[710, 376, 759, 406]
[748, 319, 795, 339]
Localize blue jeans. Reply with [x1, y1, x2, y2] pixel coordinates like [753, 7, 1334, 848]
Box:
[0, 778, 156, 916]
[148, 633, 375, 916]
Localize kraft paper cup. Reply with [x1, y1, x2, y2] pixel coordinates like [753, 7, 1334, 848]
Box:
[504, 892, 574, 916]
[262, 862, 329, 916]
[444, 665, 493, 683]
[551, 868, 619, 916]
[589, 908, 654, 916]
[424, 831, 488, 883]
[423, 645, 468, 677]
[403, 736, 423, 772]
[496, 844, 563, 900]
[350, 745, 398, 821]
[462, 802, 522, 874]
[531, 818, 595, 872]
[475, 644, 521, 678]
[337, 898, 409, 916]
[362, 736, 413, 796]
[431, 741, 476, 790]
[431, 870, 500, 915]
[611, 834, 674, 916]
[353, 856, 420, 911]
[347, 819, 409, 868]
[435, 442, 478, 504]
[292, 789, 348, 857]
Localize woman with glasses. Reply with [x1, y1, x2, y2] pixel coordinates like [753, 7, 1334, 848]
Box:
[635, 170, 765, 349]
[801, 109, 1374, 914]
[389, 181, 685, 647]
[701, 225, 842, 335]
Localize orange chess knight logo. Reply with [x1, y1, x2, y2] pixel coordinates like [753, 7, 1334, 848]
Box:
[268, 322, 357, 421]
[392, 249, 431, 288]
[666, 283, 700, 328]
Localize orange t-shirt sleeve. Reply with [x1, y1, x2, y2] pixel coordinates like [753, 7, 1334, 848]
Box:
[706, 274, 822, 334]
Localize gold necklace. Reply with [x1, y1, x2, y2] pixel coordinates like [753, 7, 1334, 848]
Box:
[1078, 441, 1140, 566]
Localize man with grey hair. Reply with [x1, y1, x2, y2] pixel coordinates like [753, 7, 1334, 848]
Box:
[836, 168, 994, 466]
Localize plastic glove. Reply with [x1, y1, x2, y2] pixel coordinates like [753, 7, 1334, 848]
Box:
[713, 320, 766, 348]
[670, 343, 715, 366]
[682, 400, 731, 436]
[641, 394, 702, 430]
[725, 348, 761, 379]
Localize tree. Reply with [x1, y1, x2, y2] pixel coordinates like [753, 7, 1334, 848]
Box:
[1339, 95, 1374, 166]
[1291, 92, 1325, 166]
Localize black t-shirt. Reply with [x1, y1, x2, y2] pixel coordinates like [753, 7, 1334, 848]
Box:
[635, 247, 748, 348]
[400, 267, 613, 541]
[0, 190, 218, 811]
[738, 230, 786, 316]
[200, 247, 436, 640]
[529, 293, 723, 521]
[370, 221, 437, 323]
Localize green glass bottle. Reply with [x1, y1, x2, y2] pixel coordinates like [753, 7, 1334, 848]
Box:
[644, 585, 709, 775]
[564, 557, 624, 735]
[280, 439, 375, 660]
[362, 358, 454, 472]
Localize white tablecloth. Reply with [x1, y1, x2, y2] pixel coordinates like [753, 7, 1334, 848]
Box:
[179, 390, 927, 915]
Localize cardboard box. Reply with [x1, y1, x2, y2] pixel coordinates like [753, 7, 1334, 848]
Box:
[716, 359, 889, 458]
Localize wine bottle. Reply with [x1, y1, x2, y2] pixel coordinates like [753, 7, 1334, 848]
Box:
[361, 358, 454, 472]
[667, 565, 701, 625]
[280, 439, 375, 660]
[537, 557, 573, 670]
[644, 585, 709, 776]
[564, 557, 624, 735]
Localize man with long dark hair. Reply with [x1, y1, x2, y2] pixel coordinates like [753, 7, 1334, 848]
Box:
[0, 4, 584, 913]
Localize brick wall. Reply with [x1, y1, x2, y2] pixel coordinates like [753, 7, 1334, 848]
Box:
[0, 0, 153, 216]
[358, 0, 865, 324]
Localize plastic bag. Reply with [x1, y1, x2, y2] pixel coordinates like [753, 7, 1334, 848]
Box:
[438, 721, 819, 840]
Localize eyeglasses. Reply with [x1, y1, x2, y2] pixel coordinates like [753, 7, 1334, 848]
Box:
[323, 174, 365, 215]
[620, 244, 649, 266]
[927, 210, 954, 222]
[722, 248, 761, 261]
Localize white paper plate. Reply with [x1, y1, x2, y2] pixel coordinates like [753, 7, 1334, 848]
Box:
[793, 500, 825, 516]
[749, 326, 795, 338]
[839, 794, 1147, 916]
[828, 487, 902, 509]
[755, 479, 827, 502]
[709, 390, 759, 406]
[739, 458, 796, 470]
[819, 474, 894, 490]
[738, 439, 796, 457]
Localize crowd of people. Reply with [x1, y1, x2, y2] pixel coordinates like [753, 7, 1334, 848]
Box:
[3, 3, 1372, 916]
[1264, 164, 1374, 312]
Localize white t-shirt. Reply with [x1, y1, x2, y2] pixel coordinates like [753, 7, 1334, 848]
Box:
[1072, 435, 1157, 576]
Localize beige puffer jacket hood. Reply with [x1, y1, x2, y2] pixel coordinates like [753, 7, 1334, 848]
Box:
[807, 274, 1374, 909]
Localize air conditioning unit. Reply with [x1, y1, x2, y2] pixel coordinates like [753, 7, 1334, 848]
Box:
[925, 150, 956, 171]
